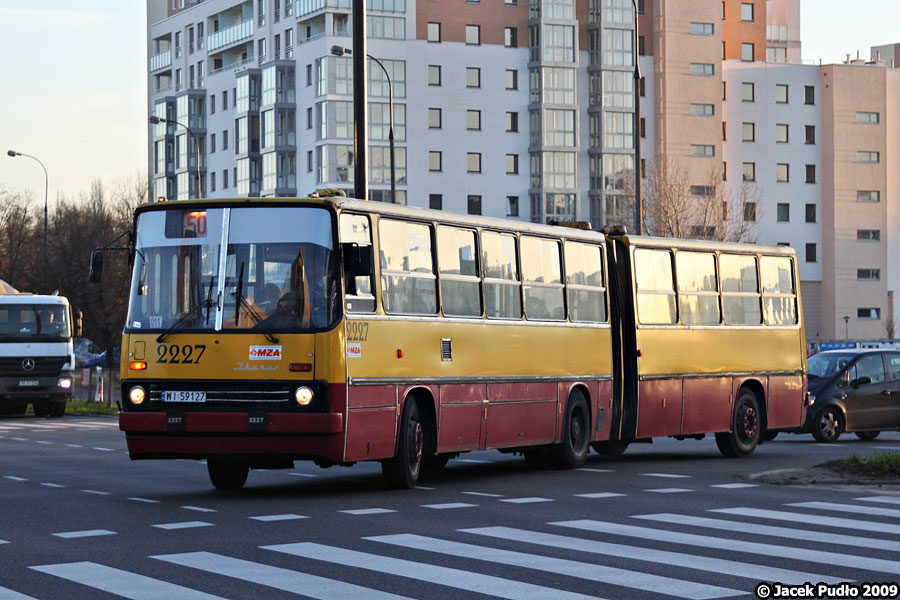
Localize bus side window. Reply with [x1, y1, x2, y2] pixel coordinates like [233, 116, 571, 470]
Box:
[564, 241, 607, 323]
[379, 219, 437, 315]
[521, 236, 565, 321]
[437, 226, 481, 317]
[340, 213, 376, 313]
[634, 248, 676, 325]
[675, 251, 719, 325]
[720, 254, 762, 325]
[482, 231, 522, 319]
[760, 256, 797, 325]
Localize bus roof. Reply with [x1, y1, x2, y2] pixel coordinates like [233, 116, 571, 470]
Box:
[613, 233, 797, 257]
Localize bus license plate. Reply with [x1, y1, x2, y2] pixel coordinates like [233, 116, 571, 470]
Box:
[161, 391, 206, 403]
[18, 380, 39, 387]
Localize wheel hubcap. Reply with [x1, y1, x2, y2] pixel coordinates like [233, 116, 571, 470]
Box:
[820, 413, 836, 437]
[410, 422, 423, 466]
[740, 406, 758, 441]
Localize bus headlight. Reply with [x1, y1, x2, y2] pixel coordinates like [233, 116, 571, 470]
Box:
[294, 386, 314, 407]
[129, 386, 146, 406]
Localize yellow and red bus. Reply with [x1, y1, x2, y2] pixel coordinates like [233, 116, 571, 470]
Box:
[106, 193, 808, 489]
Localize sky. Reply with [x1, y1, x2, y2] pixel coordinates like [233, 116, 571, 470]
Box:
[0, 0, 898, 205]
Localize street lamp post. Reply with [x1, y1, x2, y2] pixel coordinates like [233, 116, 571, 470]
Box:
[331, 45, 396, 204]
[844, 315, 850, 340]
[630, 0, 642, 235]
[148, 116, 203, 199]
[7, 150, 49, 282]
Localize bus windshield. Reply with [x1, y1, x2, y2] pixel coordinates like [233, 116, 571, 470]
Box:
[126, 206, 339, 333]
[0, 304, 71, 342]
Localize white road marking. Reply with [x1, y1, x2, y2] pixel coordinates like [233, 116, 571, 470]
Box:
[499, 497, 554, 504]
[553, 519, 900, 575]
[52, 530, 116, 539]
[855, 496, 900, 506]
[30, 561, 227, 599]
[3, 476, 27, 482]
[288, 472, 317, 477]
[264, 542, 603, 600]
[36, 441, 53, 445]
[813, 443, 845, 447]
[81, 489, 111, 495]
[421, 503, 477, 510]
[41, 483, 65, 488]
[0, 584, 39, 599]
[457, 459, 489, 463]
[642, 473, 691, 478]
[153, 551, 413, 600]
[249, 514, 308, 521]
[64, 444, 83, 448]
[710, 483, 759, 489]
[416, 486, 436, 490]
[787, 501, 900, 519]
[646, 488, 693, 494]
[462, 491, 504, 497]
[371, 533, 740, 599]
[339, 508, 397, 515]
[466, 526, 839, 585]
[634, 513, 900, 553]
[712, 507, 900, 535]
[181, 506, 217, 513]
[575, 492, 625, 499]
[153, 521, 213, 530]
[11, 438, 26, 441]
[874, 446, 900, 451]
[128, 497, 160, 503]
[579, 468, 615, 473]
[93, 447, 115, 452]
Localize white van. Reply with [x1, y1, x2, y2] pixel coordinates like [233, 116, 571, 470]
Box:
[0, 288, 79, 417]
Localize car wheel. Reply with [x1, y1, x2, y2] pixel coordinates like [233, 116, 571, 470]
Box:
[812, 407, 844, 443]
[715, 390, 761, 457]
[855, 431, 880, 441]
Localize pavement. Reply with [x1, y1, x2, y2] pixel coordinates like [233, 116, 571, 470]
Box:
[0, 415, 898, 599]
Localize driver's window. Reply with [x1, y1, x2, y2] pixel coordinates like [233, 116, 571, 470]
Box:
[852, 354, 886, 385]
[888, 355, 900, 381]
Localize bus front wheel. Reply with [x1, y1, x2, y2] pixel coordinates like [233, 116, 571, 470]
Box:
[382, 400, 423, 489]
[551, 394, 590, 469]
[207, 459, 250, 490]
[715, 390, 761, 458]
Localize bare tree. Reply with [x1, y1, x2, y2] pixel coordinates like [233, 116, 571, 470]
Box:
[0, 187, 39, 291]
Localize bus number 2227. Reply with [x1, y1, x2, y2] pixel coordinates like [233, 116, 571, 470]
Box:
[156, 344, 207, 364]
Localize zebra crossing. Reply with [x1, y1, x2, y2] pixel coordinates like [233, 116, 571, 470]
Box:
[0, 418, 117, 434]
[7, 495, 900, 600]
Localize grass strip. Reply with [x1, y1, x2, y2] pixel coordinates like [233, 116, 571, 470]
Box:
[823, 452, 900, 479]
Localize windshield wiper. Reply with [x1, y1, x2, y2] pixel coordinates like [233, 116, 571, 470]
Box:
[232, 262, 279, 344]
[156, 298, 212, 343]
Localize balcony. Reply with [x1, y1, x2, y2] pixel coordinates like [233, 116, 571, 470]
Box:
[296, 0, 351, 19]
[207, 20, 253, 53]
[150, 50, 172, 72]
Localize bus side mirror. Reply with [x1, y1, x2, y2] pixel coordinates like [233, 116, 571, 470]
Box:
[73, 308, 83, 338]
[89, 250, 103, 283]
[341, 242, 373, 296]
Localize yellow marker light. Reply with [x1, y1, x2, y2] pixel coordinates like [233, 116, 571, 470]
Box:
[129, 361, 148, 371]
[294, 386, 314, 406]
[129, 386, 146, 406]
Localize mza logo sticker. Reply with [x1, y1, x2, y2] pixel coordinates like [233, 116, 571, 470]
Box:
[249, 345, 282, 360]
[346, 343, 362, 358]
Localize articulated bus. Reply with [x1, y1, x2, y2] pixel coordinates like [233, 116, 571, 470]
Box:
[109, 193, 809, 489]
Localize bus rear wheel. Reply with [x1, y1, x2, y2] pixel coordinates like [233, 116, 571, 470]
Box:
[382, 400, 423, 489]
[207, 459, 250, 490]
[591, 441, 630, 457]
[551, 393, 590, 469]
[715, 390, 761, 458]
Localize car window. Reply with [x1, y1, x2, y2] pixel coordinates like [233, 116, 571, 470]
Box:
[849, 354, 886, 384]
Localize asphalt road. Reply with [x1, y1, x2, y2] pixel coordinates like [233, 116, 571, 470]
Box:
[0, 415, 898, 600]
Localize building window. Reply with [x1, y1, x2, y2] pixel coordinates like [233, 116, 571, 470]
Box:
[856, 111, 880, 124]
[307, 107, 313, 129]
[307, 150, 313, 172]
[741, 2, 754, 21]
[857, 190, 880, 202]
[742, 122, 755, 142]
[210, 133, 216, 153]
[506, 111, 519, 132]
[427, 22, 441, 42]
[466, 24, 480, 45]
[690, 104, 715, 116]
[210, 172, 216, 192]
[805, 125, 815, 144]
[467, 153, 482, 173]
[466, 67, 481, 88]
[691, 145, 715, 157]
[722, 81, 726, 100]
[775, 84, 788, 103]
[858, 308, 881, 320]
[428, 65, 441, 86]
[506, 69, 518, 90]
[466, 110, 481, 131]
[804, 85, 814, 105]
[428, 108, 441, 129]
[805, 243, 816, 263]
[742, 162, 756, 182]
[505, 27, 517, 47]
[776, 163, 789, 182]
[210, 95, 216, 114]
[506, 196, 520, 216]
[741, 82, 755, 102]
[467, 195, 482, 215]
[223, 169, 229, 189]
[775, 123, 789, 143]
[690, 63, 715, 76]
[857, 229, 881, 242]
[506, 154, 519, 174]
[691, 185, 716, 197]
[429, 151, 442, 171]
[776, 203, 790, 222]
[858, 151, 880, 163]
[805, 203, 816, 222]
[689, 22, 714, 35]
[429, 194, 442, 209]
[741, 43, 754, 61]
[743, 201, 756, 221]
[805, 164, 816, 183]
[857, 269, 881, 281]
[640, 117, 646, 138]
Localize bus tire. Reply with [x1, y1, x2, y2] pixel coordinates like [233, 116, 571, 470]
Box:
[382, 400, 423, 489]
[551, 393, 590, 469]
[49, 403, 66, 418]
[32, 402, 50, 418]
[591, 441, 630, 457]
[715, 390, 761, 458]
[207, 459, 250, 490]
[423, 454, 451, 472]
[855, 431, 879, 441]
[812, 407, 844, 443]
[762, 431, 778, 442]
[524, 447, 552, 469]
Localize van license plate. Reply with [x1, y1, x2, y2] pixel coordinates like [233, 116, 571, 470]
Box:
[161, 391, 206, 403]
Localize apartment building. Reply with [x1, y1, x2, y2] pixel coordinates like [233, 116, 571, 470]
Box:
[146, 0, 900, 340]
